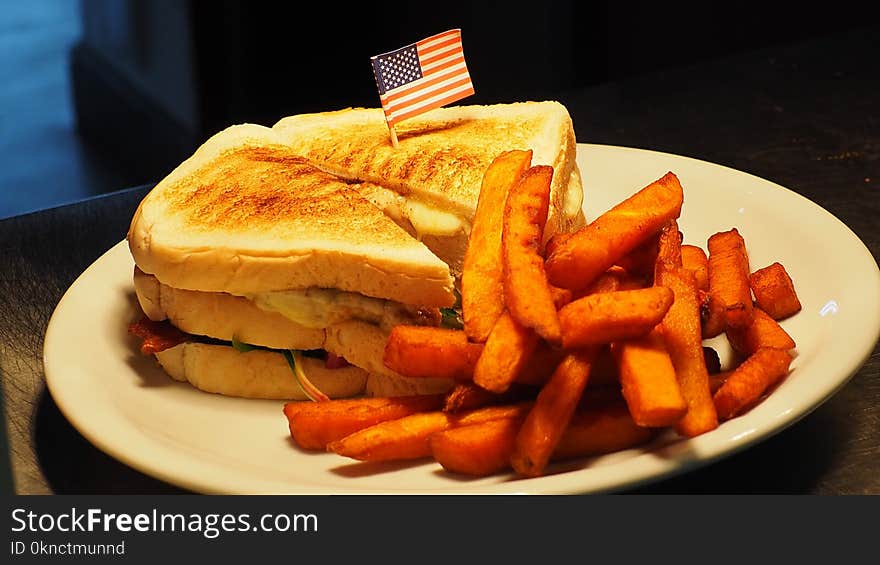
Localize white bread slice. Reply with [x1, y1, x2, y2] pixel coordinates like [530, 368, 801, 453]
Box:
[128, 123, 455, 307]
[272, 101, 584, 241]
[155, 343, 369, 400]
[133, 268, 325, 350]
[154, 341, 451, 400]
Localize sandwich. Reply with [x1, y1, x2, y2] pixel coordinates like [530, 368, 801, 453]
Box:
[272, 100, 585, 276]
[127, 101, 585, 401]
[128, 124, 457, 400]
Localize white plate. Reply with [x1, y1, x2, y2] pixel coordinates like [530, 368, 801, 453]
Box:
[44, 144, 880, 494]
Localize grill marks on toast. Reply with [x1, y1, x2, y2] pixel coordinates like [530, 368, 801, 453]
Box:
[287, 114, 550, 216]
[163, 146, 416, 246]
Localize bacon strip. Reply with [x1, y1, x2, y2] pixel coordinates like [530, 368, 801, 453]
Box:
[128, 316, 189, 354]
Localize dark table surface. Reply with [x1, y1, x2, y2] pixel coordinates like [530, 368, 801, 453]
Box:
[2, 28, 878, 495]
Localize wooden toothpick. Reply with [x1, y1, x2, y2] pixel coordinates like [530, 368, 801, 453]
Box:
[388, 123, 399, 148]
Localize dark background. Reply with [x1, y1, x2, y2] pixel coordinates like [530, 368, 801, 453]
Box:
[0, 0, 874, 219]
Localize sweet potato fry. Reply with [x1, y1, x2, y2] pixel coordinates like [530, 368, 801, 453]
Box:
[514, 341, 566, 386]
[749, 262, 802, 320]
[576, 266, 646, 299]
[432, 401, 654, 477]
[709, 371, 732, 395]
[713, 347, 793, 420]
[725, 307, 796, 357]
[615, 233, 660, 279]
[473, 310, 540, 393]
[655, 266, 719, 437]
[558, 286, 674, 349]
[328, 403, 531, 462]
[510, 349, 596, 477]
[612, 329, 687, 428]
[707, 228, 754, 329]
[284, 394, 444, 450]
[462, 150, 533, 342]
[579, 268, 624, 295]
[502, 165, 562, 345]
[543, 232, 570, 259]
[655, 220, 683, 271]
[682, 245, 709, 291]
[383, 326, 483, 380]
[549, 285, 573, 309]
[443, 382, 497, 413]
[430, 417, 525, 476]
[699, 289, 727, 338]
[553, 402, 656, 461]
[546, 171, 684, 290]
[442, 382, 532, 413]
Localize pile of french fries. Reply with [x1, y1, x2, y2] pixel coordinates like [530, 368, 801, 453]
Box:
[283, 150, 802, 479]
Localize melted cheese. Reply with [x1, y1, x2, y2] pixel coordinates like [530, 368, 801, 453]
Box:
[247, 288, 419, 330]
[357, 183, 467, 238]
[402, 199, 466, 237]
[563, 162, 584, 220]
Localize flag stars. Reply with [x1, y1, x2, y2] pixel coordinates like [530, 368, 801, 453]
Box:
[374, 45, 422, 90]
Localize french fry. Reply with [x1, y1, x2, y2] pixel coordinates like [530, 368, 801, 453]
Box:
[549, 285, 573, 309]
[442, 382, 532, 413]
[443, 382, 498, 413]
[554, 402, 657, 460]
[576, 266, 646, 299]
[328, 403, 531, 462]
[615, 233, 660, 279]
[558, 286, 674, 349]
[284, 394, 445, 450]
[383, 326, 483, 380]
[709, 371, 732, 395]
[511, 349, 596, 477]
[655, 220, 683, 271]
[749, 262, 802, 320]
[546, 172, 684, 290]
[462, 150, 533, 342]
[502, 165, 562, 345]
[682, 245, 710, 291]
[514, 341, 567, 386]
[431, 401, 655, 477]
[699, 289, 727, 338]
[580, 267, 624, 295]
[707, 228, 754, 329]
[543, 231, 570, 259]
[473, 310, 540, 393]
[713, 347, 793, 420]
[430, 417, 525, 476]
[655, 266, 719, 437]
[612, 329, 687, 428]
[725, 307, 796, 357]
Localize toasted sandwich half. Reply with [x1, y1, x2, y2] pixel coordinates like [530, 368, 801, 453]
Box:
[128, 124, 457, 400]
[272, 101, 585, 275]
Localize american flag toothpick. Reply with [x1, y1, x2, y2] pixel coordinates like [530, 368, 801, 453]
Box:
[370, 29, 475, 147]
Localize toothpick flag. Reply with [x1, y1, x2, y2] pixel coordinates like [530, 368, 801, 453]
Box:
[370, 29, 475, 146]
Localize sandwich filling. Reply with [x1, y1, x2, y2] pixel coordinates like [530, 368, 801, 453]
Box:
[355, 182, 469, 239]
[244, 287, 439, 331]
[130, 270, 449, 400]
